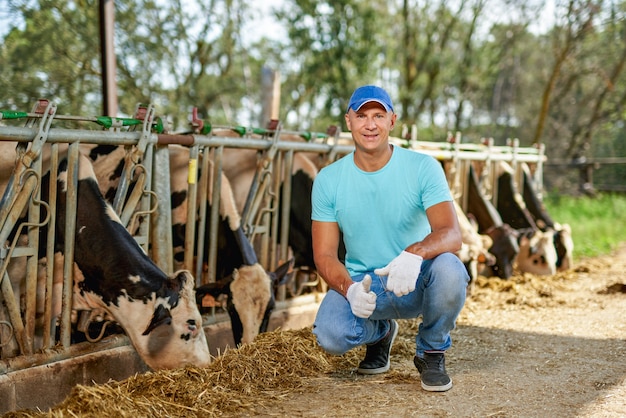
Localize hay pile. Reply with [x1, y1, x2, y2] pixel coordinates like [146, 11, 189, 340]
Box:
[467, 267, 585, 309]
[3, 328, 385, 418]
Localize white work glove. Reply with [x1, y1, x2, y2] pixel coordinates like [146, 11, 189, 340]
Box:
[375, 251, 423, 297]
[345, 275, 377, 318]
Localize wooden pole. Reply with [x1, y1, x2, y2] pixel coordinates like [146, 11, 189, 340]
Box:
[99, 0, 118, 116]
[260, 67, 281, 126]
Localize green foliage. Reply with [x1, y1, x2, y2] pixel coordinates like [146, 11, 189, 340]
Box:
[0, 0, 102, 114]
[1, 0, 625, 170]
[274, 0, 390, 130]
[544, 193, 626, 259]
[0, 0, 265, 129]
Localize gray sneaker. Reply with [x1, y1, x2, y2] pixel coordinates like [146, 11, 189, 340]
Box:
[357, 320, 398, 375]
[413, 352, 453, 391]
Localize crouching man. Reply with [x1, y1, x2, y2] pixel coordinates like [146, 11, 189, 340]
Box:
[311, 85, 469, 391]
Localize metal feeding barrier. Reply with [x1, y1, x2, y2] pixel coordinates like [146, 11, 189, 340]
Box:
[0, 99, 545, 370]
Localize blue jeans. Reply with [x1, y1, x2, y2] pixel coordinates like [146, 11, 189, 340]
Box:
[313, 252, 469, 357]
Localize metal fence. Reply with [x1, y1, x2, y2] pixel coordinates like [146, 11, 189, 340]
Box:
[0, 100, 546, 370]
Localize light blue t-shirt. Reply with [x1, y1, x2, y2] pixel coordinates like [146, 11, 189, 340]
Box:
[311, 144, 452, 275]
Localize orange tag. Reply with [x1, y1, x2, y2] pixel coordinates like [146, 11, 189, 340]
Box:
[202, 294, 220, 308]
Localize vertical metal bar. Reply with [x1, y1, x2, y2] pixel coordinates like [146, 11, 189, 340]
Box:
[23, 154, 43, 353]
[137, 143, 154, 252]
[277, 150, 294, 302]
[206, 146, 223, 285]
[279, 150, 293, 266]
[269, 151, 283, 271]
[536, 143, 546, 199]
[256, 169, 274, 269]
[194, 145, 211, 285]
[42, 143, 59, 349]
[458, 140, 467, 203]
[461, 158, 470, 213]
[512, 138, 521, 191]
[183, 145, 200, 274]
[59, 143, 80, 348]
[150, 145, 173, 273]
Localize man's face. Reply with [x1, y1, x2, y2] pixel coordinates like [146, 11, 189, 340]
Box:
[345, 101, 396, 153]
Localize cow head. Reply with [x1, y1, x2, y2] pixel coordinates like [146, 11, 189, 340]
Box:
[515, 229, 557, 276]
[62, 152, 211, 370]
[112, 270, 211, 370]
[553, 223, 574, 271]
[467, 165, 520, 279]
[483, 224, 520, 279]
[67, 224, 212, 370]
[196, 259, 292, 346]
[454, 201, 497, 282]
[75, 271, 210, 370]
[229, 264, 274, 345]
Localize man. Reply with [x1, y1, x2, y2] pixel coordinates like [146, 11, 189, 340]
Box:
[311, 85, 469, 392]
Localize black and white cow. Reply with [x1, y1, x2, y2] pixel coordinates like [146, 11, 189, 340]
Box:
[167, 144, 292, 346]
[88, 143, 291, 346]
[466, 164, 520, 279]
[519, 162, 574, 271]
[452, 199, 495, 284]
[0, 142, 211, 369]
[219, 141, 333, 296]
[494, 161, 559, 275]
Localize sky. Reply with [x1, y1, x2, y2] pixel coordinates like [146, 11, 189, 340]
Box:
[0, 0, 556, 42]
[0, 1, 285, 40]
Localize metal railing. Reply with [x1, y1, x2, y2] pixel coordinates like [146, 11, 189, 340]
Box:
[0, 101, 546, 370]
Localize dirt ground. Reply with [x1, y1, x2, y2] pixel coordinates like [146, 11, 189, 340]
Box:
[248, 244, 626, 418]
[5, 245, 625, 418]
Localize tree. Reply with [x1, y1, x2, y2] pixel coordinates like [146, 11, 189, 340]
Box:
[0, 0, 102, 117]
[274, 0, 391, 130]
[0, 0, 265, 130]
[2, 0, 626, 185]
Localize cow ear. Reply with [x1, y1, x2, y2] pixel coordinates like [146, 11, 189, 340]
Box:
[167, 270, 191, 292]
[519, 235, 530, 247]
[271, 258, 294, 286]
[142, 304, 172, 335]
[234, 227, 259, 265]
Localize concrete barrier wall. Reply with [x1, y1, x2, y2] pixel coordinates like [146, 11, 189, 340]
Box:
[0, 301, 319, 415]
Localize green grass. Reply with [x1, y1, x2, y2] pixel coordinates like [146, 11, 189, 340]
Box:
[544, 193, 626, 259]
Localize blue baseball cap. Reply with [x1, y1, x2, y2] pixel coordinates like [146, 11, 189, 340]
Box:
[346, 85, 394, 113]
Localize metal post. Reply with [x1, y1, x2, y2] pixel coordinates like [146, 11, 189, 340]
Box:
[59, 143, 80, 348]
[150, 145, 173, 273]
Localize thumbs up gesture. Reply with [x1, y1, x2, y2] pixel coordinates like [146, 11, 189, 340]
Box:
[346, 275, 377, 318]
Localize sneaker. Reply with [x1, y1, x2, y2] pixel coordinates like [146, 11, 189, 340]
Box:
[413, 352, 453, 392]
[357, 320, 398, 375]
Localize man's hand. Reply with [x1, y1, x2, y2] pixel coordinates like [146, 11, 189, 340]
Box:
[346, 275, 376, 318]
[375, 251, 423, 297]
